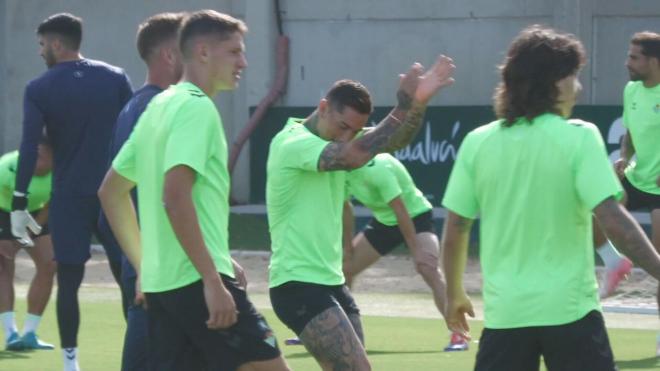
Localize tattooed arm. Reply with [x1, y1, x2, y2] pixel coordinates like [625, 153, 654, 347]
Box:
[441, 211, 475, 339]
[319, 55, 456, 171]
[594, 197, 660, 279]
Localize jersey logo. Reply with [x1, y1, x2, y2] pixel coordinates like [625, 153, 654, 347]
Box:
[8, 165, 15, 173]
[187, 89, 205, 98]
[366, 160, 375, 167]
[631, 102, 637, 110]
[73, 71, 84, 78]
[654, 104, 660, 114]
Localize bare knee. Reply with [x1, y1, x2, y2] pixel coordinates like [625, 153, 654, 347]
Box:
[35, 259, 57, 277]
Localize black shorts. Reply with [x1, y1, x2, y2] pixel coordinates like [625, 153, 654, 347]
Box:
[622, 177, 660, 212]
[475, 311, 616, 371]
[363, 210, 434, 255]
[270, 281, 360, 335]
[0, 209, 49, 240]
[144, 274, 281, 371]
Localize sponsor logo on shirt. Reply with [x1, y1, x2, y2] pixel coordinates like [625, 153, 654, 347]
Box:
[73, 71, 84, 78]
[654, 104, 660, 114]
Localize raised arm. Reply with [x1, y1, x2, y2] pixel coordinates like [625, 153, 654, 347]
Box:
[594, 197, 660, 279]
[319, 55, 455, 171]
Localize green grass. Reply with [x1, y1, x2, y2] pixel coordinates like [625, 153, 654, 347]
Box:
[1, 291, 658, 370]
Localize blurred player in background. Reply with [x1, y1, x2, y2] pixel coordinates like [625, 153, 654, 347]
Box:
[344, 152, 468, 351]
[95, 12, 184, 371]
[616, 30, 660, 355]
[0, 138, 55, 351]
[11, 13, 132, 371]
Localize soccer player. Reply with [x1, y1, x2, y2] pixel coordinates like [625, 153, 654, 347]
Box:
[442, 26, 660, 371]
[10, 13, 132, 371]
[616, 31, 660, 354]
[0, 138, 55, 351]
[267, 56, 455, 370]
[98, 10, 290, 371]
[343, 152, 468, 351]
[95, 12, 184, 371]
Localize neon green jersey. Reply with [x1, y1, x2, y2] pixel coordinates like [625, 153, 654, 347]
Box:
[347, 153, 431, 226]
[0, 151, 51, 212]
[267, 118, 346, 287]
[442, 113, 622, 329]
[113, 82, 233, 293]
[623, 81, 660, 194]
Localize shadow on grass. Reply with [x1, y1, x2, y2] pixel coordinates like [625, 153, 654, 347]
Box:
[616, 356, 660, 369]
[285, 349, 443, 359]
[0, 349, 33, 360]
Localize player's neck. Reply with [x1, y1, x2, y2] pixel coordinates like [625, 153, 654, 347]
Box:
[642, 74, 660, 88]
[145, 69, 178, 90]
[181, 69, 214, 97]
[304, 112, 321, 136]
[56, 51, 83, 64]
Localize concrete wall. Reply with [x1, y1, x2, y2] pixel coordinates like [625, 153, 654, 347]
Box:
[2, 0, 660, 201]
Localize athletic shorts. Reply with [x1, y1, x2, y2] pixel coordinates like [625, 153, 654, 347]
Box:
[0, 209, 49, 240]
[475, 311, 616, 371]
[145, 274, 281, 371]
[363, 210, 434, 255]
[49, 195, 122, 264]
[622, 176, 660, 212]
[270, 281, 360, 335]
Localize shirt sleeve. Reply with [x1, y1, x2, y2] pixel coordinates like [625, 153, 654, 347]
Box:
[574, 124, 624, 210]
[442, 133, 479, 219]
[162, 99, 217, 176]
[14, 83, 45, 195]
[112, 132, 137, 182]
[280, 127, 329, 172]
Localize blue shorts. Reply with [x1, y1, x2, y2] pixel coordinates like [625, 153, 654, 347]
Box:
[49, 195, 122, 264]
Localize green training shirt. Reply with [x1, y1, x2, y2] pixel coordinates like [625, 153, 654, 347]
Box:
[113, 82, 234, 293]
[267, 118, 346, 287]
[347, 153, 432, 226]
[623, 81, 660, 194]
[442, 113, 622, 329]
[0, 151, 51, 212]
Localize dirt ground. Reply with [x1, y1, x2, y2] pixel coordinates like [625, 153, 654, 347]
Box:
[9, 249, 659, 330]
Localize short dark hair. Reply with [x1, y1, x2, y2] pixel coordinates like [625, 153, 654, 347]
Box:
[179, 10, 247, 59]
[325, 80, 373, 115]
[494, 25, 585, 125]
[136, 13, 185, 62]
[631, 31, 660, 60]
[37, 13, 83, 50]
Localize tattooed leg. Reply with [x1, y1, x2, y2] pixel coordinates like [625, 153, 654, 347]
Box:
[347, 313, 365, 346]
[299, 306, 371, 371]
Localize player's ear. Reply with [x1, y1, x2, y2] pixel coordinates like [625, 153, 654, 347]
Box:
[318, 99, 329, 116]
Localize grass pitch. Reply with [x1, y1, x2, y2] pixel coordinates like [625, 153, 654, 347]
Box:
[1, 288, 658, 370]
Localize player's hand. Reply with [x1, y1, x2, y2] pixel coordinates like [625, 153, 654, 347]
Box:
[232, 259, 248, 289]
[413, 55, 456, 104]
[396, 63, 424, 109]
[445, 291, 475, 341]
[10, 210, 42, 248]
[134, 275, 146, 309]
[614, 159, 629, 179]
[204, 276, 238, 330]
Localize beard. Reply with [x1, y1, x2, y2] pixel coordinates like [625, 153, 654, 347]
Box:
[42, 49, 56, 68]
[628, 69, 644, 82]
